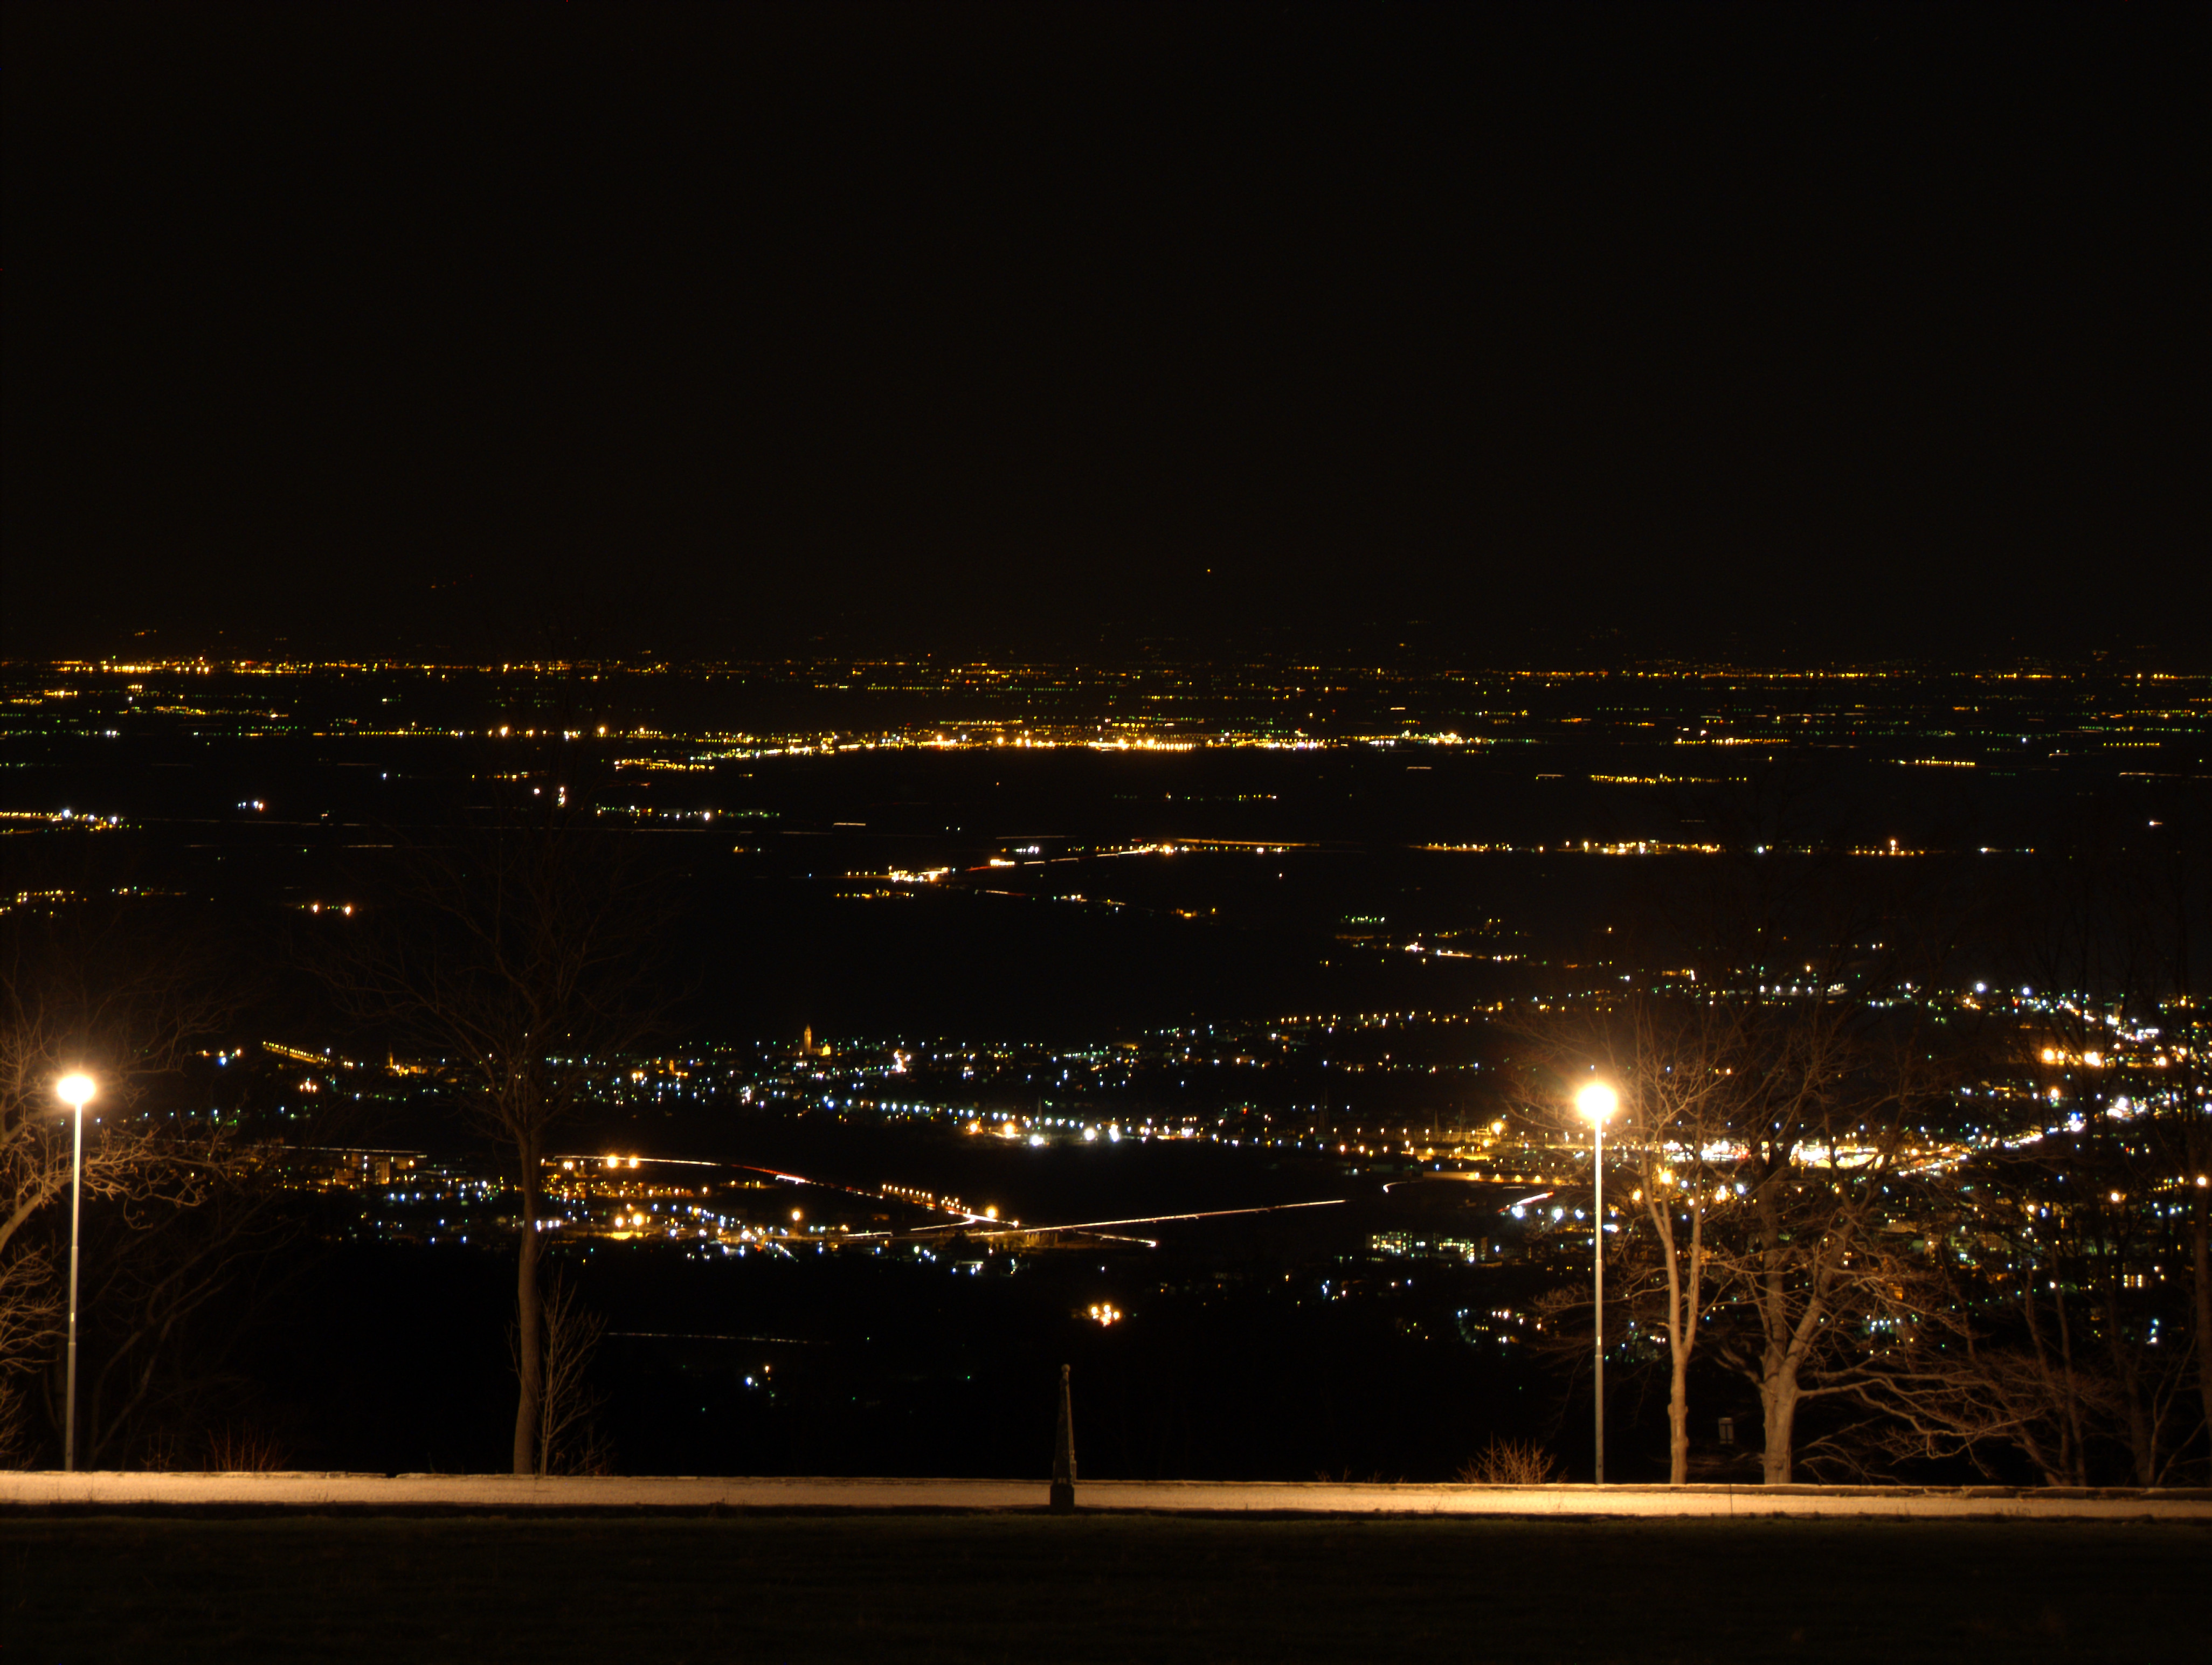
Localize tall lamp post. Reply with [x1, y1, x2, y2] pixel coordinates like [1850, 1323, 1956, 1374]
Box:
[54, 1071, 95, 1473]
[1575, 1079, 1618, 1484]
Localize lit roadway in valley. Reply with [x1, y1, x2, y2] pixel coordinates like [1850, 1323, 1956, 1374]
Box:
[903, 1198, 1345, 1248]
[570, 1154, 1347, 1249]
[724, 1158, 1347, 1248]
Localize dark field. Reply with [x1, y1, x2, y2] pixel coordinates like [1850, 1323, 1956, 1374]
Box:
[5, 1514, 2204, 1663]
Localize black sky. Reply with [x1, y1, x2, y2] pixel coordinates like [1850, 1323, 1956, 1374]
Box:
[3, 3, 2201, 664]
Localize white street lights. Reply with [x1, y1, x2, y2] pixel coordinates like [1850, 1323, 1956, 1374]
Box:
[1575, 1079, 1619, 1484]
[54, 1071, 95, 1473]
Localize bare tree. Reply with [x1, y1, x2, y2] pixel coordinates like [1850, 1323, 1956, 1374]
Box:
[1987, 800, 2210, 1481]
[0, 1256, 59, 1459]
[1697, 797, 2211, 1489]
[1516, 995, 1748, 1484]
[1878, 1143, 2199, 1486]
[65, 1168, 296, 1469]
[1519, 962, 1969, 1482]
[1851, 1173, 2130, 1485]
[0, 896, 233, 1459]
[323, 796, 665, 1475]
[1697, 994, 1948, 1485]
[1515, 921, 1963, 1484]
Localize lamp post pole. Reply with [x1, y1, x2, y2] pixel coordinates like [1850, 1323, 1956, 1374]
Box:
[1592, 1109, 1604, 1486]
[1575, 1079, 1617, 1486]
[55, 1072, 96, 1474]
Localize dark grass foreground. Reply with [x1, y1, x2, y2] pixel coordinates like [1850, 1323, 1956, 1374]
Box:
[4, 1514, 2204, 1664]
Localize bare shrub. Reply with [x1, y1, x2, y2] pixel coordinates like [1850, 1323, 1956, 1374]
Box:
[0, 1385, 35, 1471]
[509, 1265, 610, 1477]
[563, 1424, 617, 1478]
[203, 1425, 287, 1472]
[1457, 1437, 1560, 1485]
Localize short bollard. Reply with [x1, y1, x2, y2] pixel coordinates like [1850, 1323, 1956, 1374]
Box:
[1049, 1362, 1076, 1513]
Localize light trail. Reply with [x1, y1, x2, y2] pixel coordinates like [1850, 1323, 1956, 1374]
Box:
[907, 1197, 1345, 1240]
[607, 1331, 825, 1345]
[553, 1153, 1346, 1252]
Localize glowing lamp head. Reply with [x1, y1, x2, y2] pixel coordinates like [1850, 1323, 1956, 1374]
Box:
[56, 1072, 96, 1112]
[1575, 1081, 1619, 1125]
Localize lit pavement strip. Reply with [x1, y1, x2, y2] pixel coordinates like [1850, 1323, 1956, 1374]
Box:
[3, 1473, 2207, 1518]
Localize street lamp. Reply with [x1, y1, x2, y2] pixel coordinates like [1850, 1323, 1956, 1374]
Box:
[1575, 1078, 1619, 1484]
[54, 1071, 95, 1474]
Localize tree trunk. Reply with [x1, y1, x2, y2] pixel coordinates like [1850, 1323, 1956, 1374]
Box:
[1751, 1208, 1833, 1486]
[1668, 1344, 1690, 1484]
[2193, 1189, 2212, 1479]
[512, 1158, 542, 1477]
[2022, 1269, 2085, 1484]
[1752, 1191, 1805, 1486]
[1648, 1192, 1695, 1487]
[1761, 1375, 1799, 1485]
[2193, 1209, 2212, 1475]
[2102, 1278, 2156, 1488]
[2053, 1281, 2089, 1485]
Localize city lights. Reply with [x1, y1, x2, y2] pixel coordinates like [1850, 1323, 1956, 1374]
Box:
[6, 649, 2203, 1504]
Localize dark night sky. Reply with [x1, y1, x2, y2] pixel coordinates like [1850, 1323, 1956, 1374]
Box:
[2, 3, 2201, 664]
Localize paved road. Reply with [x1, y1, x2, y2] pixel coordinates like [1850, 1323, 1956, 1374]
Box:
[5, 1472, 2208, 1518]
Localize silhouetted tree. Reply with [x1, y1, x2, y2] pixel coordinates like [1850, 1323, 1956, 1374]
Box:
[323, 794, 666, 1474]
[65, 1167, 296, 1469]
[1699, 1008, 1933, 1484]
[1860, 801, 2211, 1483]
[1514, 835, 1982, 1483]
[1513, 994, 1744, 1484]
[1853, 1166, 2133, 1485]
[0, 894, 235, 1461]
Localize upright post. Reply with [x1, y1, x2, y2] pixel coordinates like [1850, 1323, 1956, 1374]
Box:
[1049, 1363, 1075, 1513]
[52, 1073, 96, 1474]
[1592, 1114, 1603, 1486]
[65, 1097, 84, 1473]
